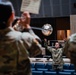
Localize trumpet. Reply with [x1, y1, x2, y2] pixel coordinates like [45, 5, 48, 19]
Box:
[13, 18, 53, 36]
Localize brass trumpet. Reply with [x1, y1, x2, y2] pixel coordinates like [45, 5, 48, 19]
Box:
[41, 24, 53, 36]
[13, 18, 53, 36]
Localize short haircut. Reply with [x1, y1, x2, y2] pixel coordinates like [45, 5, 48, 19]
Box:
[0, 1, 14, 29]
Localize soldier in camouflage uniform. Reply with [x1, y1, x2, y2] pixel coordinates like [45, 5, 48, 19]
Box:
[0, 2, 42, 75]
[48, 42, 64, 71]
[63, 34, 76, 70]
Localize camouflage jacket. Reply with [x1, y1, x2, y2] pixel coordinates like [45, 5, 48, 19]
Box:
[0, 27, 42, 73]
[63, 33, 76, 67]
[48, 47, 64, 65]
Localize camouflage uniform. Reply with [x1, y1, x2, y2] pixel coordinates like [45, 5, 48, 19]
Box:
[63, 33, 76, 69]
[0, 27, 42, 75]
[48, 47, 64, 70]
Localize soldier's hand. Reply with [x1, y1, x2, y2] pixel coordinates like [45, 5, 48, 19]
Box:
[20, 11, 31, 29]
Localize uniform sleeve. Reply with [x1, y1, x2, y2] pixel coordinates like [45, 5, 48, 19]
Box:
[22, 28, 41, 42]
[21, 32, 42, 57]
[47, 46, 52, 52]
[62, 39, 70, 57]
[28, 39, 42, 57]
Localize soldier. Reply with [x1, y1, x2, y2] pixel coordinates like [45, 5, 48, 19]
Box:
[48, 42, 64, 71]
[63, 33, 76, 70]
[0, 1, 42, 75]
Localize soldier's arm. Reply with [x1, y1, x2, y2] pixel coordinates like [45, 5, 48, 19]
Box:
[23, 28, 41, 42]
[21, 32, 42, 57]
[47, 46, 52, 52]
[19, 12, 42, 57]
[20, 12, 41, 42]
[62, 39, 69, 57]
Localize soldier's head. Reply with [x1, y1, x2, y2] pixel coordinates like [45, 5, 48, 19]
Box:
[0, 1, 15, 29]
[55, 42, 61, 49]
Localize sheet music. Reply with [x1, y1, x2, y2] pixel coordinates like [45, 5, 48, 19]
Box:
[21, 0, 41, 14]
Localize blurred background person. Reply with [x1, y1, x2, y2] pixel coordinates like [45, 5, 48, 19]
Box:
[63, 33, 76, 70]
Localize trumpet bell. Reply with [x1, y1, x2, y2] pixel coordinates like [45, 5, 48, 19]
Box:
[12, 18, 53, 36]
[42, 24, 53, 36]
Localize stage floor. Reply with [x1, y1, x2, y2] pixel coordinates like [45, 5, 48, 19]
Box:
[29, 57, 70, 64]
